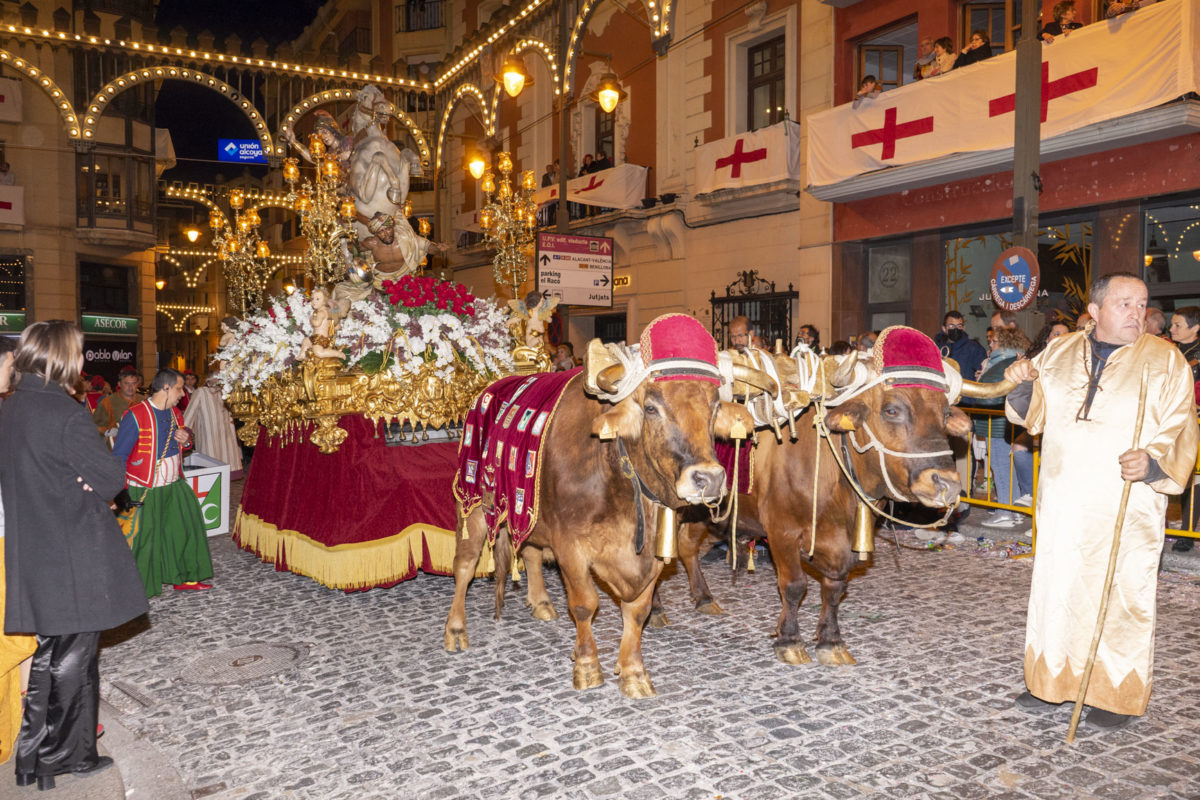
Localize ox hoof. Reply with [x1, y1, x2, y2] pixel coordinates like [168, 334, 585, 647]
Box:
[816, 644, 857, 666]
[443, 628, 469, 653]
[647, 611, 670, 628]
[695, 599, 724, 616]
[573, 658, 604, 691]
[774, 643, 812, 665]
[529, 601, 558, 621]
[618, 671, 657, 699]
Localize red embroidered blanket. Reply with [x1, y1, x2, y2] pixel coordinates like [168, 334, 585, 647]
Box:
[453, 369, 580, 546]
[715, 439, 755, 495]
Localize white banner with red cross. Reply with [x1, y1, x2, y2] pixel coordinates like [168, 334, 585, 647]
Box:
[0, 186, 24, 225]
[692, 120, 802, 195]
[532, 163, 649, 209]
[0, 78, 22, 123]
[806, 0, 1200, 188]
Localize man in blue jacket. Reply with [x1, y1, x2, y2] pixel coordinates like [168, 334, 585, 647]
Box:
[935, 311, 987, 379]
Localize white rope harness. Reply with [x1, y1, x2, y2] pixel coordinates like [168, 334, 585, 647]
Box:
[847, 421, 954, 501]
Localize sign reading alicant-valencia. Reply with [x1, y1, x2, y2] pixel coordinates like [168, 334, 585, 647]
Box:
[81, 313, 139, 337]
[535, 232, 614, 308]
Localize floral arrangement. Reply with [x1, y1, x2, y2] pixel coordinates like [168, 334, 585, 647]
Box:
[213, 279, 514, 395]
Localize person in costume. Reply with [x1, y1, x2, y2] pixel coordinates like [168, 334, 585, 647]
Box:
[113, 368, 214, 597]
[1004, 273, 1198, 729]
[92, 366, 143, 439]
[1, 321, 148, 790]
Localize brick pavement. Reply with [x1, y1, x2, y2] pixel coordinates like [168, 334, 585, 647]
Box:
[77, 503, 1200, 800]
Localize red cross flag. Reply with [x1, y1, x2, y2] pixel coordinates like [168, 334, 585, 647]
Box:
[532, 163, 648, 210]
[693, 120, 802, 195]
[0, 186, 25, 226]
[807, 0, 1199, 188]
[0, 78, 22, 123]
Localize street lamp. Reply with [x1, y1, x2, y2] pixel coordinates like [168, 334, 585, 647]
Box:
[184, 226, 201, 244]
[498, 54, 533, 98]
[592, 71, 627, 114]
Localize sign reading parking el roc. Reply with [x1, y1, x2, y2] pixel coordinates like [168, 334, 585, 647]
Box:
[536, 232, 614, 308]
[81, 313, 138, 337]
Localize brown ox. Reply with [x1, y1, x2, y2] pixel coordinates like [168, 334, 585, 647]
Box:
[443, 349, 756, 698]
[673, 352, 1001, 666]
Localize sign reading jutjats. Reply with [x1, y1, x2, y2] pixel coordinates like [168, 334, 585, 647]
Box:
[536, 232, 614, 308]
[81, 313, 138, 337]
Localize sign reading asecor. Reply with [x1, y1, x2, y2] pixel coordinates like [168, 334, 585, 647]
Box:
[218, 139, 268, 165]
[535, 232, 614, 308]
[990, 246, 1041, 312]
[80, 313, 138, 337]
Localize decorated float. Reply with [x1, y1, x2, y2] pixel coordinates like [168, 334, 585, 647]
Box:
[214, 86, 550, 590]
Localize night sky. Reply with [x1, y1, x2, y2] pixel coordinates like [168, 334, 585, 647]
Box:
[154, 0, 324, 183]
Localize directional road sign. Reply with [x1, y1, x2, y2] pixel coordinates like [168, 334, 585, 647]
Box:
[536, 232, 614, 308]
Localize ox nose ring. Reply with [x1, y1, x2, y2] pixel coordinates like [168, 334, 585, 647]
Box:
[692, 468, 724, 496]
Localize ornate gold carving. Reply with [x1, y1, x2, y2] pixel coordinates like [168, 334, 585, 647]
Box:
[227, 352, 496, 454]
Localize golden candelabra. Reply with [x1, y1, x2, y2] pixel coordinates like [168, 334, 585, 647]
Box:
[479, 152, 538, 298]
[283, 137, 356, 288]
[211, 187, 273, 315]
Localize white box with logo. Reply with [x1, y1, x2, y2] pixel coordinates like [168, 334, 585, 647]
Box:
[182, 452, 230, 537]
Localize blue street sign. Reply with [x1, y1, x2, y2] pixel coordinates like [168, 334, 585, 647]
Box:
[218, 139, 267, 164]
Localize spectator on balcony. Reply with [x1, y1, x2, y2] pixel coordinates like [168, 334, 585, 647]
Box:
[955, 30, 994, 69]
[0, 163, 13, 186]
[929, 37, 957, 76]
[1041, 1, 1084, 43]
[1105, 0, 1158, 18]
[541, 162, 557, 188]
[580, 153, 596, 175]
[913, 37, 937, 81]
[594, 151, 613, 171]
[853, 75, 881, 108]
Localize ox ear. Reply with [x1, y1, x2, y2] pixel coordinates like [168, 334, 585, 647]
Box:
[945, 405, 972, 439]
[826, 400, 868, 433]
[714, 401, 755, 440]
[592, 401, 644, 441]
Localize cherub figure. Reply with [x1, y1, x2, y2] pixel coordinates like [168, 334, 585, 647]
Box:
[301, 288, 347, 360]
[508, 290, 559, 349]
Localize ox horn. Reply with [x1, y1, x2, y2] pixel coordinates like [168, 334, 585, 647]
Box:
[584, 338, 624, 395]
[730, 364, 779, 397]
[826, 354, 860, 388]
[943, 357, 1020, 399]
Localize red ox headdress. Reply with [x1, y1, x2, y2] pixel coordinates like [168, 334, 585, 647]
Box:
[639, 313, 721, 385]
[871, 325, 947, 392]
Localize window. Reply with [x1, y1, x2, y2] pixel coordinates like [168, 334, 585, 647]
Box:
[856, 21, 917, 93]
[0, 256, 25, 311]
[396, 0, 443, 32]
[747, 35, 786, 131]
[961, 0, 1024, 52]
[1144, 199, 1200, 309]
[79, 262, 132, 314]
[593, 109, 614, 166]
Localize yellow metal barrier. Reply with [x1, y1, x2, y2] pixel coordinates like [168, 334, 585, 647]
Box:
[958, 407, 1200, 553]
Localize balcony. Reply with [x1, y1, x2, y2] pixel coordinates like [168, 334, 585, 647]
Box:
[396, 0, 444, 32]
[808, 0, 1200, 202]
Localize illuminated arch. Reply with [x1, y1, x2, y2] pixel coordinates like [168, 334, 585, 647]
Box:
[562, 0, 667, 97]
[0, 49, 80, 137]
[512, 38, 560, 96]
[435, 84, 495, 175]
[161, 253, 218, 290]
[277, 89, 432, 167]
[81, 68, 271, 155]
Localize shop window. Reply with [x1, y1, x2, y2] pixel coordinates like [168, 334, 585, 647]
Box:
[79, 261, 132, 314]
[1144, 200, 1200, 310]
[0, 256, 26, 311]
[944, 221, 1092, 344]
[857, 21, 917, 93]
[747, 35, 786, 131]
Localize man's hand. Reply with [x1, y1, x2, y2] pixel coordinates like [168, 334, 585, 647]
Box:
[1004, 359, 1038, 383]
[174, 428, 191, 446]
[1118, 449, 1151, 482]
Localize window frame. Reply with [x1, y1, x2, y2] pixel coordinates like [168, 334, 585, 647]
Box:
[724, 5, 797, 137]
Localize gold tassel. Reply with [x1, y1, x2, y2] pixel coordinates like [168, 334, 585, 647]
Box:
[852, 501, 875, 562]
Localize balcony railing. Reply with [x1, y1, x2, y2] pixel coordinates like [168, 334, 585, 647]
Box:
[397, 0, 444, 32]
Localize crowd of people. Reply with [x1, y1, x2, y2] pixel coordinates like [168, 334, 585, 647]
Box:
[0, 321, 228, 789]
[856, 0, 1164, 102]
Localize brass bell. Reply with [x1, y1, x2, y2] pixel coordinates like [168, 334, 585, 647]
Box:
[852, 501, 875, 562]
[654, 505, 678, 563]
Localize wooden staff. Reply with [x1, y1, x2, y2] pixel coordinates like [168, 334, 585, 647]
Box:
[1066, 363, 1149, 743]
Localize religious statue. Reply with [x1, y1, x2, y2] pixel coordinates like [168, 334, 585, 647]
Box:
[508, 291, 559, 350]
[301, 288, 347, 361]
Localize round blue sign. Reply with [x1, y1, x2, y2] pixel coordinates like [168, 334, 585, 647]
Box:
[990, 246, 1040, 311]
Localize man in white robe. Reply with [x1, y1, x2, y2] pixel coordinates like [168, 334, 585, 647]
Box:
[1004, 273, 1198, 728]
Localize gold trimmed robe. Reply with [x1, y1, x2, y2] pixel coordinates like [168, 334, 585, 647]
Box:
[1006, 331, 1198, 715]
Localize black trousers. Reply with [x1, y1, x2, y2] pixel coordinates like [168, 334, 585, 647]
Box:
[14, 631, 101, 779]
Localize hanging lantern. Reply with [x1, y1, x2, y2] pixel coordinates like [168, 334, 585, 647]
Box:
[402, 200, 413, 218]
[497, 53, 532, 98]
[309, 134, 326, 158]
[339, 197, 357, 220]
[592, 72, 627, 114]
[282, 157, 300, 183]
[229, 188, 245, 209]
[481, 172, 496, 194]
[468, 153, 487, 180]
[256, 240, 271, 258]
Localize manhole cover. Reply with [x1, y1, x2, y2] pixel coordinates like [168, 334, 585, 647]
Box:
[179, 642, 307, 685]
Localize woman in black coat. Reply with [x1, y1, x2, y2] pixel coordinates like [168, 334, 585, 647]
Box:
[0, 320, 148, 791]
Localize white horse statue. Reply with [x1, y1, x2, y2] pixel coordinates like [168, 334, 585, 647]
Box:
[347, 85, 423, 241]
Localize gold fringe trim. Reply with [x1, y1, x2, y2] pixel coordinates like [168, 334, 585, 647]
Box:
[235, 509, 495, 591]
[1023, 645, 1151, 715]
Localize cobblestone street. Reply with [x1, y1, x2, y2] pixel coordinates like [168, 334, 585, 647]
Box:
[68, 509, 1200, 800]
